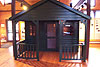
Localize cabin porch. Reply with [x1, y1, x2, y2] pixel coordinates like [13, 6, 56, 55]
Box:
[0, 43, 100, 67]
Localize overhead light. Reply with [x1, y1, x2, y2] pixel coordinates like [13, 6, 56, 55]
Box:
[23, 5, 28, 10]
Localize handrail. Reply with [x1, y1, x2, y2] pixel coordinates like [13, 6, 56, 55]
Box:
[62, 43, 85, 47]
[16, 40, 25, 45]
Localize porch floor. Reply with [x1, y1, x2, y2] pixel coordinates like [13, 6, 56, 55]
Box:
[0, 43, 100, 67]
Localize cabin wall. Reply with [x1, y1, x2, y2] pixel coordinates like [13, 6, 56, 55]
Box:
[61, 21, 79, 46]
[39, 22, 46, 51]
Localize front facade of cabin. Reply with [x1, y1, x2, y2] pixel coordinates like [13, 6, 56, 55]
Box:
[10, 0, 90, 62]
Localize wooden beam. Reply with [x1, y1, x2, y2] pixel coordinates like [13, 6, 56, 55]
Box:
[74, 0, 85, 9]
[86, 0, 91, 60]
[17, 0, 31, 7]
[0, 10, 22, 12]
[12, 0, 17, 60]
[12, 0, 16, 16]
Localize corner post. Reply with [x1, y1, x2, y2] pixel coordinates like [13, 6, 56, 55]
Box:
[36, 20, 39, 61]
[59, 20, 64, 62]
[84, 20, 88, 62]
[87, 0, 91, 60]
[12, 21, 17, 60]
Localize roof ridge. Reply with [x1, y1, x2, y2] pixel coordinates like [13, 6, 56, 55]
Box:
[9, 0, 91, 20]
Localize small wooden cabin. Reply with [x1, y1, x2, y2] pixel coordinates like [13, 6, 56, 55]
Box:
[9, 0, 90, 62]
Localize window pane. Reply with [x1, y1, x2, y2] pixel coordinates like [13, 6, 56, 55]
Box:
[30, 25, 32, 36]
[63, 24, 73, 35]
[71, 0, 80, 7]
[16, 23, 19, 32]
[96, 11, 100, 18]
[8, 21, 12, 32]
[33, 26, 36, 36]
[47, 24, 56, 37]
[16, 33, 19, 40]
[8, 33, 13, 41]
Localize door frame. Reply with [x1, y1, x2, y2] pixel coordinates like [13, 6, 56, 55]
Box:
[44, 21, 59, 51]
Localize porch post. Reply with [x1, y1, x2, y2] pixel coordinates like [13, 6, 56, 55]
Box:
[11, 0, 15, 16]
[11, 0, 17, 60]
[86, 0, 91, 60]
[59, 20, 63, 62]
[84, 20, 87, 62]
[12, 21, 17, 60]
[36, 20, 39, 61]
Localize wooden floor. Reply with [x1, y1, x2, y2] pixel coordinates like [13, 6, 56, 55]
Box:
[0, 44, 100, 67]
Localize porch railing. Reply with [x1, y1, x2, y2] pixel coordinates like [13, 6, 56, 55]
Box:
[16, 42, 39, 60]
[59, 44, 86, 62]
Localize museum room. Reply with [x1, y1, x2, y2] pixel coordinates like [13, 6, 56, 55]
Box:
[0, 0, 100, 67]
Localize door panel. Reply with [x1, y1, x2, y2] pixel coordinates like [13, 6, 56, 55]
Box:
[47, 24, 56, 37]
[47, 39, 56, 49]
[46, 22, 57, 51]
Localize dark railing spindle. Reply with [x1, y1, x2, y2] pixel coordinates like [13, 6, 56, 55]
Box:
[77, 46, 79, 59]
[25, 44, 27, 58]
[80, 45, 82, 59]
[19, 44, 21, 57]
[33, 45, 34, 58]
[30, 45, 32, 58]
[70, 46, 72, 59]
[67, 47, 69, 59]
[64, 45, 66, 59]
[27, 44, 29, 58]
[21, 44, 24, 57]
[74, 46, 76, 59]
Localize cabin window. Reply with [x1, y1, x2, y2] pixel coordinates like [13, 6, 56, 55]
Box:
[29, 24, 36, 36]
[33, 26, 36, 36]
[30, 25, 32, 36]
[63, 24, 73, 36]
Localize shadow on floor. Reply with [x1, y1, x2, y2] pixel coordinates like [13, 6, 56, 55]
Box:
[16, 51, 87, 67]
[17, 59, 86, 67]
[1, 42, 13, 48]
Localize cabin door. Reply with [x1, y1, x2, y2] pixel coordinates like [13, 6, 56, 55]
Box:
[45, 22, 58, 51]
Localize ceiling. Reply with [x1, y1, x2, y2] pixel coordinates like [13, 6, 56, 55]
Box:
[0, 0, 70, 11]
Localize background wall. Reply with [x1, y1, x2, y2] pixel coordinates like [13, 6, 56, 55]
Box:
[0, 0, 100, 42]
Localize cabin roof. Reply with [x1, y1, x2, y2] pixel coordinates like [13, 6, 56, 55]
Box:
[9, 0, 91, 20]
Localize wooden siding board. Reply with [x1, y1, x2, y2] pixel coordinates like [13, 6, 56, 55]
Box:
[14, 17, 85, 22]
